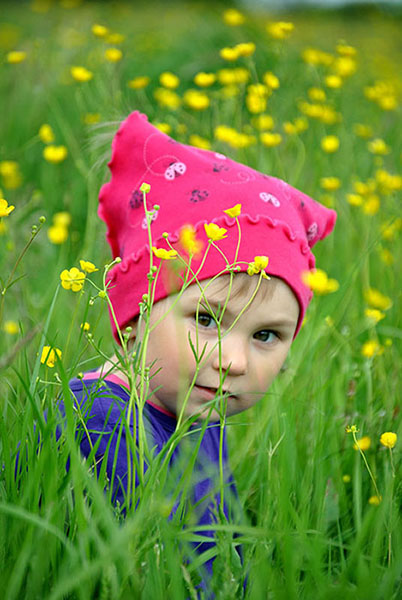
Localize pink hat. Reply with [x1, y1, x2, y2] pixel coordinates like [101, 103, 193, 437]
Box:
[99, 111, 336, 340]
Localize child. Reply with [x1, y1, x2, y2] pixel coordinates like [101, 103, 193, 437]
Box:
[67, 111, 336, 592]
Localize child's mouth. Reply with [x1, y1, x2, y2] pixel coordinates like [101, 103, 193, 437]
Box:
[194, 384, 237, 399]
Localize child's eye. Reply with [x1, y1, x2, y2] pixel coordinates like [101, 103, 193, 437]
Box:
[253, 329, 278, 343]
[196, 312, 216, 328]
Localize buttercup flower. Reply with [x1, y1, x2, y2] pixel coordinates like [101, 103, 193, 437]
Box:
[6, 51, 27, 64]
[154, 88, 181, 109]
[361, 339, 384, 358]
[223, 8, 245, 26]
[159, 72, 180, 89]
[39, 124, 55, 144]
[247, 255, 269, 278]
[81, 322, 91, 332]
[79, 259, 98, 273]
[368, 495, 382, 506]
[220, 47, 240, 61]
[179, 225, 203, 256]
[364, 287, 392, 311]
[260, 132, 282, 147]
[194, 72, 216, 87]
[204, 223, 228, 241]
[302, 269, 339, 294]
[140, 182, 151, 193]
[154, 123, 172, 134]
[188, 135, 211, 150]
[104, 48, 122, 62]
[0, 198, 15, 217]
[235, 42, 256, 57]
[380, 432, 397, 449]
[40, 345, 62, 368]
[368, 138, 390, 155]
[4, 320, 19, 335]
[223, 204, 241, 218]
[128, 76, 150, 90]
[325, 74, 343, 89]
[342, 474, 351, 483]
[43, 145, 68, 164]
[364, 308, 385, 323]
[48, 225, 68, 244]
[152, 247, 178, 260]
[183, 89, 210, 110]
[353, 436, 371, 451]
[266, 21, 294, 39]
[346, 424, 358, 433]
[92, 24, 108, 37]
[320, 177, 341, 191]
[321, 135, 340, 153]
[70, 66, 93, 82]
[353, 123, 373, 139]
[60, 267, 86, 291]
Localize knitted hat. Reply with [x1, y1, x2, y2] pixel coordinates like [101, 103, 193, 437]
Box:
[99, 111, 336, 340]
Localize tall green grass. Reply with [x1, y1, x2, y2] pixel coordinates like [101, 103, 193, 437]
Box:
[1, 1, 401, 598]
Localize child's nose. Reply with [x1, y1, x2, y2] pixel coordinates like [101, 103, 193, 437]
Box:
[212, 334, 248, 376]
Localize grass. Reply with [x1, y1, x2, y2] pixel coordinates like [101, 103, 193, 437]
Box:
[0, 1, 401, 598]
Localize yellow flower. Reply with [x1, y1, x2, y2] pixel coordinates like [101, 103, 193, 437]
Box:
[379, 248, 394, 266]
[247, 256, 269, 278]
[154, 88, 181, 109]
[220, 46, 240, 61]
[194, 72, 216, 87]
[6, 51, 27, 64]
[346, 193, 363, 207]
[152, 247, 178, 260]
[368, 138, 390, 155]
[217, 67, 249, 85]
[189, 134, 211, 150]
[0, 198, 15, 217]
[0, 161, 23, 189]
[43, 145, 68, 164]
[380, 217, 402, 240]
[79, 259, 98, 273]
[263, 72, 280, 89]
[48, 225, 68, 244]
[159, 71, 180, 89]
[106, 33, 125, 45]
[140, 182, 151, 193]
[204, 223, 227, 241]
[39, 124, 55, 144]
[92, 23, 108, 37]
[336, 43, 357, 57]
[368, 495, 382, 506]
[183, 89, 210, 110]
[4, 320, 19, 335]
[235, 42, 256, 57]
[362, 195, 380, 216]
[333, 56, 357, 77]
[266, 21, 294, 40]
[380, 432, 397, 449]
[252, 114, 274, 130]
[153, 123, 172, 134]
[223, 204, 241, 218]
[353, 436, 371, 451]
[302, 269, 339, 294]
[364, 287, 392, 311]
[353, 123, 373, 139]
[365, 308, 385, 323]
[260, 132, 282, 147]
[325, 74, 343, 89]
[246, 93, 267, 114]
[53, 211, 71, 227]
[83, 112, 101, 125]
[342, 474, 351, 483]
[308, 87, 326, 102]
[321, 135, 340, 153]
[104, 48, 122, 63]
[60, 267, 86, 292]
[81, 322, 91, 332]
[320, 177, 341, 191]
[361, 340, 384, 358]
[179, 225, 203, 256]
[70, 66, 93, 82]
[346, 424, 358, 433]
[283, 118, 308, 135]
[302, 48, 333, 66]
[128, 76, 150, 90]
[40, 345, 62, 368]
[223, 8, 245, 26]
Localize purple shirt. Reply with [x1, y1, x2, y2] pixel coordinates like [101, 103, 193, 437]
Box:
[66, 373, 242, 584]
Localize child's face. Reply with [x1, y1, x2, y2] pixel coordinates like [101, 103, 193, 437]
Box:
[134, 274, 299, 420]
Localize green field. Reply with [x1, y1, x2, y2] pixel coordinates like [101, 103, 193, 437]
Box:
[0, 1, 401, 598]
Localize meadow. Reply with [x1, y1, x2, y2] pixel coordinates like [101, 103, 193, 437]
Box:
[0, 1, 401, 598]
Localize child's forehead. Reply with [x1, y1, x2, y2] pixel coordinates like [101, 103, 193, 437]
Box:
[182, 273, 285, 307]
